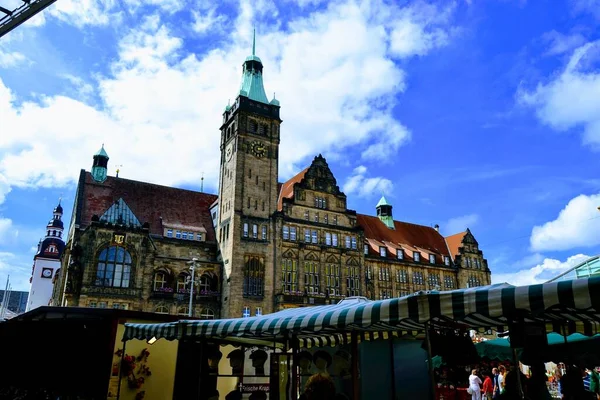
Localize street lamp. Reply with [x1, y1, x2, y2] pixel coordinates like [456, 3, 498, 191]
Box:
[186, 258, 198, 318]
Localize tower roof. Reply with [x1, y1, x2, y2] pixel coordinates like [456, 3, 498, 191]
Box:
[54, 199, 63, 214]
[94, 144, 109, 158]
[376, 196, 391, 208]
[239, 29, 270, 104]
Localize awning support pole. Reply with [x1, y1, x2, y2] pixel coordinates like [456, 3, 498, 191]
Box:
[116, 339, 127, 400]
[290, 334, 297, 400]
[425, 324, 436, 400]
[351, 331, 360, 400]
[512, 347, 524, 400]
[389, 334, 396, 400]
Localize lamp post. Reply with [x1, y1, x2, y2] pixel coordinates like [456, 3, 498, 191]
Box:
[187, 258, 198, 318]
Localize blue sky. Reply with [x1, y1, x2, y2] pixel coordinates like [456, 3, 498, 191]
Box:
[1, 0, 600, 291]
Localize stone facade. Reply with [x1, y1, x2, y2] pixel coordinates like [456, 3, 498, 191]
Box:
[51, 169, 221, 318]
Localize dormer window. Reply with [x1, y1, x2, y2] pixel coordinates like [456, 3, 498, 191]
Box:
[175, 231, 181, 239]
[429, 254, 435, 264]
[182, 232, 188, 240]
[397, 250, 404, 260]
[379, 247, 387, 257]
[364, 244, 369, 255]
[196, 233, 203, 241]
[413, 252, 420, 262]
[444, 256, 450, 266]
[167, 229, 173, 238]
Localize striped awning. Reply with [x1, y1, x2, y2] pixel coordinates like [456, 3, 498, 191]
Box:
[124, 277, 600, 346]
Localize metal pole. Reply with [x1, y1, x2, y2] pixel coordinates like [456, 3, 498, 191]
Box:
[116, 340, 127, 400]
[389, 335, 396, 400]
[1, 275, 9, 318]
[188, 258, 197, 318]
[425, 324, 437, 400]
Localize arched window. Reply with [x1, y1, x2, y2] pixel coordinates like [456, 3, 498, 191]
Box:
[243, 256, 264, 297]
[199, 308, 215, 320]
[95, 246, 132, 288]
[177, 306, 189, 316]
[198, 275, 212, 294]
[153, 272, 167, 291]
[177, 273, 189, 293]
[155, 305, 169, 314]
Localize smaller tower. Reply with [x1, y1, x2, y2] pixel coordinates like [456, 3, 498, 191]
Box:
[91, 145, 109, 183]
[376, 196, 394, 229]
[27, 200, 66, 311]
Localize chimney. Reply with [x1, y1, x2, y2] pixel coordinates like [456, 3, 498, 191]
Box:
[434, 224, 440, 232]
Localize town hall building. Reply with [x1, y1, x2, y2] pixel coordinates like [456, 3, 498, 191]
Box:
[51, 37, 491, 319]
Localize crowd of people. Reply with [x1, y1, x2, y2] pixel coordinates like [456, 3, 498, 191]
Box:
[465, 363, 600, 400]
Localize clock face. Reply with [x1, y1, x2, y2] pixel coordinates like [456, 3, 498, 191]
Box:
[250, 141, 267, 158]
[41, 268, 53, 278]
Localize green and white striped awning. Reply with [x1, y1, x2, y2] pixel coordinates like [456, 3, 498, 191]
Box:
[124, 277, 600, 346]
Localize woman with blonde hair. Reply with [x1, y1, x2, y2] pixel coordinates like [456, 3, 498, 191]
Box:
[469, 369, 483, 400]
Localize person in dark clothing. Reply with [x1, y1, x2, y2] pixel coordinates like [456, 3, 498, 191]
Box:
[303, 373, 336, 400]
[561, 364, 589, 400]
[527, 363, 551, 400]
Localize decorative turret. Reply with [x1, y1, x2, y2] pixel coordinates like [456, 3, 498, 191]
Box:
[376, 196, 394, 229]
[36, 200, 66, 260]
[45, 199, 64, 239]
[237, 29, 277, 105]
[91, 145, 109, 183]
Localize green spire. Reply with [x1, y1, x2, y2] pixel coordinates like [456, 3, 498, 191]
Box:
[239, 29, 269, 104]
[376, 195, 391, 208]
[95, 144, 109, 158]
[376, 195, 394, 229]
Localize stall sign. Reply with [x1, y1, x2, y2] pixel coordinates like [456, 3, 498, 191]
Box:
[239, 383, 269, 393]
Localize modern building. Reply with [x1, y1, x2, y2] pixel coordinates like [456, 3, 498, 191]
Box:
[0, 289, 28, 315]
[546, 255, 600, 283]
[26, 202, 65, 311]
[51, 35, 491, 319]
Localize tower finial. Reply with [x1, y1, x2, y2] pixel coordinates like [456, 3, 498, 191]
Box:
[252, 27, 256, 56]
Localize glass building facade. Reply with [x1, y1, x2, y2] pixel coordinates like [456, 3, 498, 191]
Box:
[546, 255, 600, 282]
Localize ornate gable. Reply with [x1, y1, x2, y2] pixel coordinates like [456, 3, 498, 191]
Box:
[462, 228, 479, 247]
[295, 155, 345, 196]
[99, 198, 141, 227]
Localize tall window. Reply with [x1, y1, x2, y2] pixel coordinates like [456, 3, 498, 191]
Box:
[429, 254, 436, 264]
[379, 266, 390, 281]
[290, 227, 297, 241]
[153, 272, 168, 291]
[304, 229, 311, 242]
[332, 233, 338, 247]
[304, 262, 320, 294]
[283, 226, 290, 240]
[351, 237, 357, 250]
[243, 256, 264, 297]
[95, 246, 132, 288]
[345, 236, 351, 248]
[333, 216, 338, 225]
[252, 224, 258, 239]
[325, 264, 340, 296]
[444, 256, 450, 266]
[364, 244, 369, 255]
[177, 273, 189, 293]
[444, 275, 454, 289]
[311, 230, 318, 244]
[243, 223, 249, 237]
[428, 274, 441, 289]
[325, 232, 332, 246]
[315, 212, 319, 223]
[413, 271, 424, 286]
[396, 269, 408, 284]
[324, 214, 328, 224]
[347, 266, 360, 297]
[397, 250, 404, 260]
[282, 258, 298, 293]
[304, 211, 309, 221]
[198, 274, 212, 294]
[261, 226, 267, 240]
[379, 247, 387, 257]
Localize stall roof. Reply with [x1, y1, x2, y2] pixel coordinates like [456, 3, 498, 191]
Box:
[124, 277, 600, 346]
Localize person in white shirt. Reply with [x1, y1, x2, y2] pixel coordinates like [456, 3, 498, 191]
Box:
[469, 369, 483, 400]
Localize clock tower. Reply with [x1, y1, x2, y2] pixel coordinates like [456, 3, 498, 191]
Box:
[218, 31, 281, 318]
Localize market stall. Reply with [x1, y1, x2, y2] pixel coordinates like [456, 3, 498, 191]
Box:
[123, 277, 600, 399]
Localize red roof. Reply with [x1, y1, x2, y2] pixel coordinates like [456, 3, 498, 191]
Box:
[357, 214, 451, 259]
[78, 172, 218, 241]
[445, 231, 467, 258]
[277, 168, 308, 211]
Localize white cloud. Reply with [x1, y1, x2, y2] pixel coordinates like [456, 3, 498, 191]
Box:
[530, 193, 600, 252]
[0, 218, 12, 241]
[0, 51, 26, 68]
[191, 8, 227, 34]
[492, 253, 590, 286]
[0, 0, 456, 199]
[343, 165, 393, 198]
[518, 41, 600, 147]
[0, 251, 31, 291]
[444, 214, 479, 235]
[542, 30, 587, 56]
